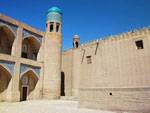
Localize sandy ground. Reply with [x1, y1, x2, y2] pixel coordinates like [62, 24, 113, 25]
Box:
[0, 100, 119, 113]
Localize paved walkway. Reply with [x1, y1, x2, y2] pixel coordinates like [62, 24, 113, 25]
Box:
[0, 100, 118, 113]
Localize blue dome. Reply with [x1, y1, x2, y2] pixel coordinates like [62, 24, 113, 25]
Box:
[47, 7, 62, 14]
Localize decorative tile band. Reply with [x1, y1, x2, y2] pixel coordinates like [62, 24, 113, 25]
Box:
[0, 19, 18, 35]
[0, 60, 15, 76]
[20, 64, 41, 78]
[47, 12, 62, 23]
[23, 29, 42, 43]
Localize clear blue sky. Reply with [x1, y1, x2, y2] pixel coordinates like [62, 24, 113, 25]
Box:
[0, 0, 150, 49]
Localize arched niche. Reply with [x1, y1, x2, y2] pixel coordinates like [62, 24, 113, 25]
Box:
[0, 65, 12, 93]
[0, 25, 15, 55]
[21, 36, 40, 60]
[20, 70, 38, 101]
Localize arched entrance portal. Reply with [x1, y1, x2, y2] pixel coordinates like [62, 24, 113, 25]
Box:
[0, 25, 15, 55]
[0, 65, 12, 100]
[21, 36, 40, 60]
[20, 70, 38, 101]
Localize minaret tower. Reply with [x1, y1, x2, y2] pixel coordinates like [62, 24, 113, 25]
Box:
[43, 7, 62, 99]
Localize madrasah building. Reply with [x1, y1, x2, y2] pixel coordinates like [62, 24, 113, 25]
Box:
[0, 6, 150, 112]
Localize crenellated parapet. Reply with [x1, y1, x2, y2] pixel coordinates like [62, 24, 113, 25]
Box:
[80, 26, 150, 47]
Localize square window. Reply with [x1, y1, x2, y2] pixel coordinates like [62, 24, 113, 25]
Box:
[86, 56, 92, 64]
[135, 40, 144, 49]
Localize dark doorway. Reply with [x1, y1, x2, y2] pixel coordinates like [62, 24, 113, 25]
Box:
[22, 87, 28, 101]
[61, 72, 65, 96]
[22, 52, 27, 58]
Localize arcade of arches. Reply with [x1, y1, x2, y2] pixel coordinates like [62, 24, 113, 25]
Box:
[0, 24, 41, 102]
[0, 25, 41, 61]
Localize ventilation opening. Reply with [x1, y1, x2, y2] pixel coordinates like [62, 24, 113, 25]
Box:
[50, 22, 54, 32]
[86, 56, 92, 64]
[56, 23, 60, 32]
[135, 40, 144, 49]
[109, 92, 112, 96]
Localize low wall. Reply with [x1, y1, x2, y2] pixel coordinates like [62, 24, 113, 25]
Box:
[79, 87, 150, 112]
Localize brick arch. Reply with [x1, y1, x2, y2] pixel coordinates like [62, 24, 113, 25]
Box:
[21, 35, 41, 60]
[0, 25, 16, 55]
[0, 64, 12, 93]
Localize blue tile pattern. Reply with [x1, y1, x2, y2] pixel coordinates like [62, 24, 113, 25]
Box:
[47, 6, 62, 23]
[0, 60, 15, 76]
[0, 19, 18, 35]
[47, 12, 62, 23]
[23, 29, 42, 43]
[47, 7, 62, 14]
[20, 64, 40, 78]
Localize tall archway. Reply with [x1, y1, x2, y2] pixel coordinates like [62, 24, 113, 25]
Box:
[0, 25, 15, 55]
[21, 36, 40, 60]
[0, 65, 12, 100]
[20, 70, 38, 101]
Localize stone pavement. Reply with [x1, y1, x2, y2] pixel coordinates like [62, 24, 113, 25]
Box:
[0, 100, 130, 113]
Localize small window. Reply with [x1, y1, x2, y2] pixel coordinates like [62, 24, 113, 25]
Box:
[86, 56, 92, 64]
[135, 40, 144, 49]
[50, 22, 54, 32]
[56, 23, 60, 32]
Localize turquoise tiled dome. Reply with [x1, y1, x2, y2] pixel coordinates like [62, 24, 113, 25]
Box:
[47, 7, 62, 14]
[46, 7, 62, 23]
